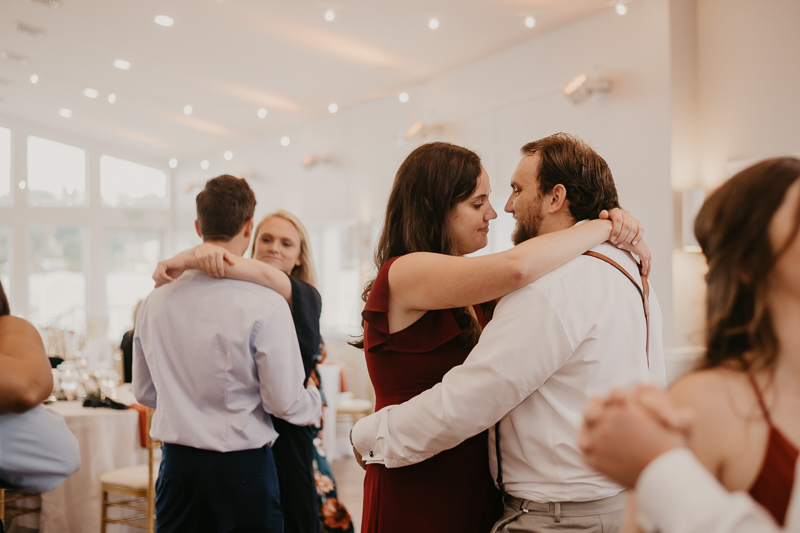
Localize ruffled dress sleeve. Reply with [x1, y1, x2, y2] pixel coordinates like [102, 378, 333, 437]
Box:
[361, 256, 467, 354]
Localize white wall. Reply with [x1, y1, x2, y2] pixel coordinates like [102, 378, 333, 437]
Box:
[174, 0, 676, 348]
[669, 0, 800, 350]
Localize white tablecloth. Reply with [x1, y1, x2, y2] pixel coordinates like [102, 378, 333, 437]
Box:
[12, 401, 147, 533]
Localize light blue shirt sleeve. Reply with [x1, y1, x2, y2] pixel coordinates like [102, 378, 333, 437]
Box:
[0, 405, 81, 493]
[251, 301, 322, 426]
[132, 327, 156, 409]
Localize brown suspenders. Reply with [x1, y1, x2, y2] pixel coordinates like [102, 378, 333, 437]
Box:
[494, 251, 651, 495]
[582, 251, 651, 367]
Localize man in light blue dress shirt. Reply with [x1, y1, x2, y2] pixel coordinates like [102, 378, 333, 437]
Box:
[133, 175, 322, 533]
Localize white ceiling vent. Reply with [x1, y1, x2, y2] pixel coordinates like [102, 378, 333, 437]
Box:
[27, 0, 61, 8]
[0, 51, 30, 66]
[14, 22, 45, 38]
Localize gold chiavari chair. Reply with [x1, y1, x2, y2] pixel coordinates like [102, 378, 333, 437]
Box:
[99, 407, 158, 533]
[0, 489, 41, 525]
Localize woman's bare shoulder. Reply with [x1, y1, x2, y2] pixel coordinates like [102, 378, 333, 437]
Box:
[669, 367, 751, 411]
[0, 315, 41, 338]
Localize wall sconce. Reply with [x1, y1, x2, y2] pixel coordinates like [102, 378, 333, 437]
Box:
[563, 73, 611, 105]
[681, 188, 706, 252]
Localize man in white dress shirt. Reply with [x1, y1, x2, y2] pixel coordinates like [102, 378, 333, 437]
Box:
[351, 133, 666, 532]
[134, 175, 322, 532]
[580, 386, 797, 533]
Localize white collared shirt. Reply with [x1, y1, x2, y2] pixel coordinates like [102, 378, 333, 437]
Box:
[133, 270, 321, 452]
[352, 242, 666, 502]
[636, 448, 797, 533]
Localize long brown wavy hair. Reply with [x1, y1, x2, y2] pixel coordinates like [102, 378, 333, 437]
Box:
[351, 142, 489, 349]
[694, 157, 800, 371]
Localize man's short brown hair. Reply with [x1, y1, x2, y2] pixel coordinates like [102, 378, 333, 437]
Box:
[195, 175, 256, 241]
[521, 133, 620, 221]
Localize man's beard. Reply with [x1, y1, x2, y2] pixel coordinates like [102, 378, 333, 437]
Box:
[512, 208, 543, 245]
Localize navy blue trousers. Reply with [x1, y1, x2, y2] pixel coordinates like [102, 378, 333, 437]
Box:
[155, 443, 283, 533]
[271, 418, 320, 533]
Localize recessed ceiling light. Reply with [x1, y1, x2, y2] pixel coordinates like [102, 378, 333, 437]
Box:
[59, 108, 72, 118]
[525, 16, 535, 28]
[280, 136, 290, 147]
[108, 93, 116, 104]
[328, 103, 338, 113]
[224, 151, 233, 161]
[83, 88, 98, 99]
[184, 105, 192, 115]
[19, 181, 26, 190]
[169, 158, 178, 168]
[154, 15, 174, 27]
[428, 18, 439, 30]
[257, 108, 267, 118]
[615, 3, 627, 15]
[325, 10, 335, 21]
[113, 59, 131, 70]
[30, 73, 38, 83]
[399, 92, 409, 103]
[200, 160, 209, 170]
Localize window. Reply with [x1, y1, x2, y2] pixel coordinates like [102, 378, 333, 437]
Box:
[0, 225, 10, 299]
[27, 136, 86, 206]
[309, 223, 363, 336]
[100, 155, 168, 208]
[106, 230, 160, 342]
[0, 127, 10, 206]
[28, 225, 85, 331]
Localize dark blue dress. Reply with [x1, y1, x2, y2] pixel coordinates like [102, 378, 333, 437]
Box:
[271, 276, 322, 533]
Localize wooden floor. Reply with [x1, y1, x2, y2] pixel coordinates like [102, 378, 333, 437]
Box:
[330, 456, 366, 533]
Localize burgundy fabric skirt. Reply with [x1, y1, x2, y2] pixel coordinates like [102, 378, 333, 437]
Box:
[361, 432, 501, 533]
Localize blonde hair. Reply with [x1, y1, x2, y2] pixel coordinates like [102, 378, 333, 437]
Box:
[250, 210, 318, 287]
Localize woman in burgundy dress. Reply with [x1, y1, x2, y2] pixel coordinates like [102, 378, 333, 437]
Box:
[621, 158, 800, 530]
[353, 142, 649, 533]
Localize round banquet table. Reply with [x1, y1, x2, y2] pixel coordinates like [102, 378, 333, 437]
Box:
[11, 401, 148, 533]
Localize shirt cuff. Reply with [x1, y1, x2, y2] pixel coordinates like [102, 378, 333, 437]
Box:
[351, 412, 385, 465]
[635, 447, 728, 533]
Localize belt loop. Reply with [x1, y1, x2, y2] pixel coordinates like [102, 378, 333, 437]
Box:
[554, 502, 561, 523]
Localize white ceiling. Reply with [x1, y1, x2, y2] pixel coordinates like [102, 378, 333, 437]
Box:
[1, 0, 619, 161]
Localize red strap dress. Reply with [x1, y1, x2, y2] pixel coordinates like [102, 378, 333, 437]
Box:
[360, 257, 502, 533]
[748, 375, 799, 526]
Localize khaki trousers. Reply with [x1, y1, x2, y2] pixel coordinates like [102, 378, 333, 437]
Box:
[490, 491, 627, 533]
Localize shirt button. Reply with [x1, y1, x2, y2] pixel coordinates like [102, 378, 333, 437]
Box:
[369, 451, 374, 457]
[241, 477, 247, 484]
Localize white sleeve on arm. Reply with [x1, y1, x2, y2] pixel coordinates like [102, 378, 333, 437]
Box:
[252, 300, 322, 426]
[352, 285, 574, 467]
[132, 329, 156, 409]
[636, 448, 787, 533]
[0, 406, 81, 493]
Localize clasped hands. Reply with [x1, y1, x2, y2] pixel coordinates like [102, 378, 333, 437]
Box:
[579, 385, 694, 488]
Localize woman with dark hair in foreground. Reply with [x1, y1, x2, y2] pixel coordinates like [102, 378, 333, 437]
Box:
[602, 157, 800, 532]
